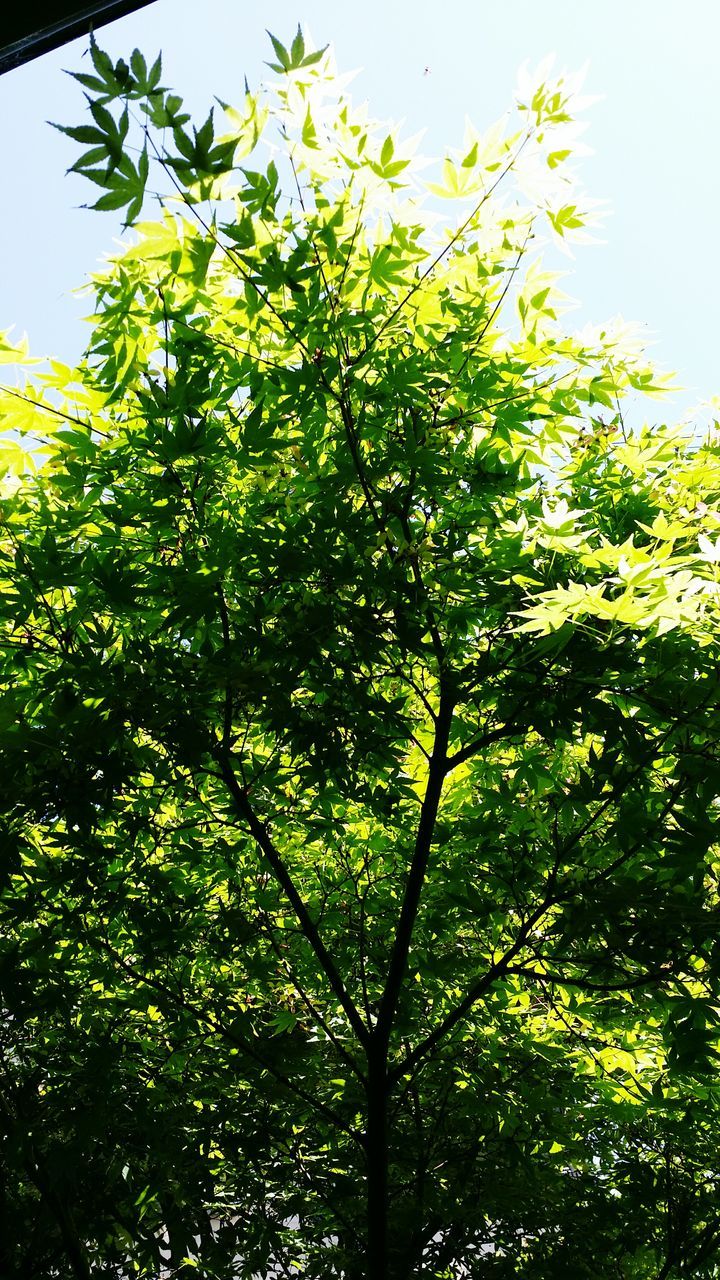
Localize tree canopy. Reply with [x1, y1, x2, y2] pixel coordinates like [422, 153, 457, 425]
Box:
[2, 28, 720, 1279]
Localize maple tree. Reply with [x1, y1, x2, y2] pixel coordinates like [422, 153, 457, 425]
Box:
[2, 28, 720, 1279]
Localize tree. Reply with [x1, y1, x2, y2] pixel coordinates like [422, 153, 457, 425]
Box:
[2, 27, 720, 1279]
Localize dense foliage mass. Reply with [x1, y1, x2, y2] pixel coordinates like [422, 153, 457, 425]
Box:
[2, 29, 720, 1279]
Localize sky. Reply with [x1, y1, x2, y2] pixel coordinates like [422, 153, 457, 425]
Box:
[1, 0, 719, 416]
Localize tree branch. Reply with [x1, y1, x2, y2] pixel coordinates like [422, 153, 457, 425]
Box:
[389, 905, 541, 1082]
[375, 687, 454, 1043]
[360, 131, 533, 358]
[217, 748, 370, 1047]
[89, 928, 363, 1143]
[391, 746, 693, 1080]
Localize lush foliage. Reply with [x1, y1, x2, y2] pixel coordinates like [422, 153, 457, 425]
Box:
[2, 28, 720, 1279]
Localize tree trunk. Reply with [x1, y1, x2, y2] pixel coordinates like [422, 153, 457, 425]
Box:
[366, 1038, 389, 1280]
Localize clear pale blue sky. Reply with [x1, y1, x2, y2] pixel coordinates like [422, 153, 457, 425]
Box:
[1, 0, 719, 413]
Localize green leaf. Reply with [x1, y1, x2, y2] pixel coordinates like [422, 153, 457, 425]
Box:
[265, 30, 290, 72]
[147, 52, 163, 91]
[130, 48, 147, 84]
[547, 148, 570, 169]
[290, 25, 305, 68]
[89, 32, 116, 85]
[52, 122, 106, 145]
[91, 187, 134, 211]
[8, 37, 720, 1280]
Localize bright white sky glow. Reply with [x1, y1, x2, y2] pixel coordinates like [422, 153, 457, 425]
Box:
[1, 0, 718, 415]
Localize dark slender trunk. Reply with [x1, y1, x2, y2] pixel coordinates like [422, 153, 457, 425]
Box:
[366, 1037, 389, 1280]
